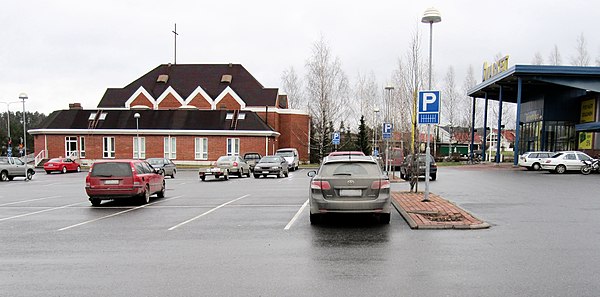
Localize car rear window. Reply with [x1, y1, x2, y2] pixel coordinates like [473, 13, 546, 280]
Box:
[276, 151, 295, 157]
[319, 162, 381, 177]
[260, 157, 281, 163]
[217, 156, 235, 162]
[49, 158, 62, 162]
[91, 162, 133, 177]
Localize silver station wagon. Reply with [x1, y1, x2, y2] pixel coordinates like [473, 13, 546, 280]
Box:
[307, 155, 391, 224]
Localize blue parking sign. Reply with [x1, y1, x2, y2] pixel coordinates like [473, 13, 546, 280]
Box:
[418, 91, 440, 124]
[332, 131, 340, 145]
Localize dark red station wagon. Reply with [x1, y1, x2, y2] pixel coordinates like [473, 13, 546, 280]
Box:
[85, 159, 165, 206]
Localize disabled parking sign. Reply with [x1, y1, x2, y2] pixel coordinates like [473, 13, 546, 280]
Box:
[418, 90, 440, 124]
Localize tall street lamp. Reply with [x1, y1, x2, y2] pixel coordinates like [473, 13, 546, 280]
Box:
[0, 101, 19, 156]
[422, 7, 441, 202]
[384, 86, 394, 174]
[134, 112, 141, 159]
[373, 107, 380, 156]
[18, 93, 28, 179]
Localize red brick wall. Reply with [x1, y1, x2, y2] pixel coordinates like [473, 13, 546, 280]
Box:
[158, 93, 182, 109]
[278, 114, 310, 162]
[216, 94, 241, 110]
[188, 93, 212, 109]
[130, 93, 153, 108]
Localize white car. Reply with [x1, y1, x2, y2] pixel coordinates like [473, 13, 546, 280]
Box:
[518, 151, 554, 170]
[540, 151, 593, 174]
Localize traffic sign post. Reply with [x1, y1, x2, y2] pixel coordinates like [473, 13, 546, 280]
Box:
[382, 123, 393, 175]
[332, 131, 340, 149]
[418, 90, 440, 202]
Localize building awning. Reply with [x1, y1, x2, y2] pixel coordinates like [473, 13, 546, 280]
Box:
[575, 122, 600, 132]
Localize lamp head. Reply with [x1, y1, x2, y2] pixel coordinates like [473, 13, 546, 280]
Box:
[422, 7, 441, 23]
[134, 113, 141, 119]
[18, 93, 28, 100]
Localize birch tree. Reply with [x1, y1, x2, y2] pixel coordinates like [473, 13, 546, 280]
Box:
[570, 32, 591, 66]
[305, 36, 350, 160]
[548, 44, 562, 65]
[353, 71, 379, 131]
[280, 66, 305, 110]
[532, 52, 544, 65]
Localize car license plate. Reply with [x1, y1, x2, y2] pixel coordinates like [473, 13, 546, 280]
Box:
[210, 168, 221, 173]
[339, 189, 362, 196]
[262, 171, 269, 174]
[104, 180, 119, 185]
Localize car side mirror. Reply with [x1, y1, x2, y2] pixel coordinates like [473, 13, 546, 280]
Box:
[307, 171, 316, 177]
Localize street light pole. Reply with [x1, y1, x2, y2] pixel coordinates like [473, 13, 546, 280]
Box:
[422, 7, 441, 202]
[373, 108, 380, 156]
[134, 113, 141, 159]
[18, 93, 28, 180]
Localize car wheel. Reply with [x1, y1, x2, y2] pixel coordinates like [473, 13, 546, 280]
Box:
[277, 171, 282, 178]
[379, 213, 391, 224]
[46, 170, 52, 174]
[581, 165, 592, 175]
[310, 213, 322, 225]
[171, 169, 176, 179]
[532, 163, 541, 171]
[157, 181, 166, 198]
[90, 198, 101, 206]
[284, 170, 289, 177]
[430, 173, 437, 181]
[139, 185, 150, 205]
[200, 175, 206, 181]
[224, 173, 229, 180]
[26, 170, 33, 180]
[62, 166, 67, 174]
[0, 171, 8, 181]
[238, 170, 243, 178]
[76, 166, 81, 172]
[555, 164, 567, 174]
[263, 174, 267, 178]
[246, 169, 251, 177]
[254, 174, 260, 178]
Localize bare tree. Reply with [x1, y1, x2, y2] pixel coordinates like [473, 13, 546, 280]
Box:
[532, 52, 544, 65]
[353, 71, 379, 132]
[462, 65, 481, 129]
[548, 44, 562, 65]
[305, 36, 350, 160]
[442, 66, 461, 156]
[570, 32, 591, 66]
[281, 66, 305, 110]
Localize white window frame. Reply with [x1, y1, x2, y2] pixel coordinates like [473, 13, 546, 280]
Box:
[79, 136, 86, 158]
[195, 137, 208, 160]
[103, 137, 115, 159]
[164, 136, 176, 159]
[65, 136, 78, 158]
[227, 138, 240, 156]
[133, 137, 146, 159]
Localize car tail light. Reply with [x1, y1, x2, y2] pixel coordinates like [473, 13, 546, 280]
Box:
[233, 162, 238, 167]
[85, 175, 90, 187]
[311, 180, 331, 190]
[371, 180, 390, 189]
[133, 175, 143, 187]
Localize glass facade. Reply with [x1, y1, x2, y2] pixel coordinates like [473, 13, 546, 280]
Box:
[519, 121, 575, 153]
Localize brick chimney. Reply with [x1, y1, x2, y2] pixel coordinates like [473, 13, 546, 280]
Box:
[69, 103, 82, 110]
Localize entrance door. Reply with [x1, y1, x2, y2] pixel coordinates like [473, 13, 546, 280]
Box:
[65, 137, 78, 158]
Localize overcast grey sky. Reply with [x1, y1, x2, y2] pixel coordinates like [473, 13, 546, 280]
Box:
[1, 0, 597, 114]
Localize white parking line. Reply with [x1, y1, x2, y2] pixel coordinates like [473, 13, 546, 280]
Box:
[0, 202, 86, 222]
[284, 199, 309, 230]
[58, 195, 184, 231]
[168, 194, 250, 231]
[0, 196, 62, 207]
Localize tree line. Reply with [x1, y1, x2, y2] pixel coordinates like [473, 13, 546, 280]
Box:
[1, 111, 47, 156]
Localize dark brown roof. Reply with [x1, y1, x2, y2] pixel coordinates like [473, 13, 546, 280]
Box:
[36, 109, 273, 131]
[97, 64, 279, 108]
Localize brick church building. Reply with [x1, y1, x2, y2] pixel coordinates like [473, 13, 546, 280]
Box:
[30, 64, 310, 166]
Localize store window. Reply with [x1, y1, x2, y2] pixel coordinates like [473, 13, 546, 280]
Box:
[133, 137, 146, 159]
[65, 136, 78, 158]
[227, 138, 240, 156]
[195, 138, 208, 160]
[103, 137, 115, 158]
[164, 137, 176, 159]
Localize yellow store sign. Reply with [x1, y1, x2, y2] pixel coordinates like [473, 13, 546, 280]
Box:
[580, 99, 595, 123]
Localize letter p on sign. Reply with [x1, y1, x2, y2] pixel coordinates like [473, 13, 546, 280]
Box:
[418, 91, 440, 113]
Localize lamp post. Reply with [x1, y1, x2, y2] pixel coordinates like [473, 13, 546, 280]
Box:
[134, 113, 141, 159]
[1, 101, 19, 156]
[373, 108, 380, 156]
[18, 93, 28, 179]
[422, 7, 441, 202]
[384, 86, 394, 174]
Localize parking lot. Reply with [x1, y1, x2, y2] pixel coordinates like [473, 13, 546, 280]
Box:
[2, 166, 600, 296]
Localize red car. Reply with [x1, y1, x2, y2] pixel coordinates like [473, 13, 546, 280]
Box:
[43, 158, 81, 174]
[85, 159, 165, 206]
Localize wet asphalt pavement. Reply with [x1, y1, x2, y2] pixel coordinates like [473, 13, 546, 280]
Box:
[1, 166, 599, 296]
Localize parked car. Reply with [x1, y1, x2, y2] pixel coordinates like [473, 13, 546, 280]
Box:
[518, 151, 554, 171]
[307, 155, 391, 224]
[399, 154, 437, 181]
[275, 148, 299, 171]
[43, 157, 81, 174]
[541, 151, 593, 174]
[243, 152, 262, 172]
[85, 159, 165, 206]
[0, 157, 35, 181]
[254, 155, 289, 178]
[147, 157, 177, 178]
[199, 155, 251, 181]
